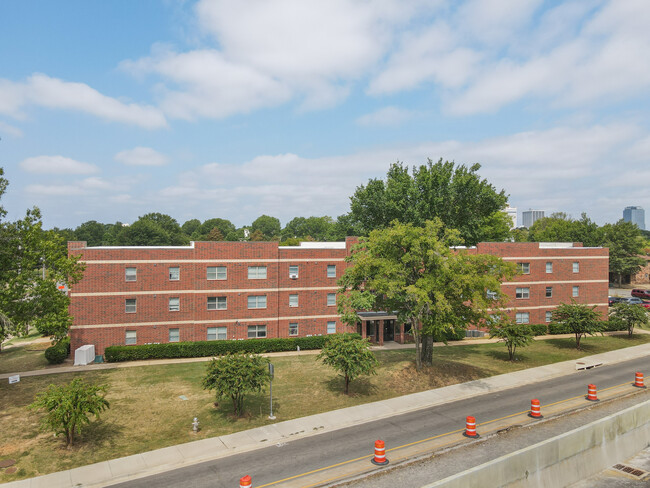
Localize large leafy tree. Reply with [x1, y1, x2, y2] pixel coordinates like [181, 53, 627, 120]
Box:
[251, 215, 281, 240]
[0, 168, 85, 345]
[487, 315, 534, 361]
[202, 353, 270, 416]
[281, 216, 336, 241]
[29, 378, 110, 447]
[316, 333, 377, 394]
[74, 220, 109, 246]
[528, 213, 602, 247]
[551, 301, 603, 349]
[601, 220, 645, 286]
[345, 159, 511, 245]
[197, 218, 236, 240]
[609, 302, 649, 336]
[338, 219, 515, 370]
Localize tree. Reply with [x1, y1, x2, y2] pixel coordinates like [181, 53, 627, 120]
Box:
[251, 215, 281, 240]
[28, 378, 109, 447]
[202, 353, 270, 416]
[281, 216, 336, 241]
[198, 218, 235, 240]
[181, 218, 201, 237]
[205, 227, 224, 241]
[74, 220, 108, 246]
[345, 159, 511, 245]
[338, 219, 515, 370]
[528, 213, 602, 247]
[601, 220, 645, 286]
[316, 333, 378, 394]
[487, 315, 534, 361]
[551, 301, 603, 349]
[609, 302, 649, 336]
[249, 229, 265, 241]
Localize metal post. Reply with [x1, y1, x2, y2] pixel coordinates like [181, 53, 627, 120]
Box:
[268, 363, 276, 420]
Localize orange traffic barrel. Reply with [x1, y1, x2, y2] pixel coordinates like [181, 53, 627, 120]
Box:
[463, 416, 479, 438]
[370, 439, 389, 465]
[240, 475, 252, 488]
[634, 372, 646, 388]
[586, 384, 599, 401]
[529, 399, 543, 419]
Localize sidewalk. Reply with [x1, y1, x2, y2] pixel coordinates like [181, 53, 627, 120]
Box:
[4, 342, 650, 488]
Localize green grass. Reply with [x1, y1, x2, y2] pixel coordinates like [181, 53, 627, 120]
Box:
[0, 341, 53, 375]
[0, 333, 648, 482]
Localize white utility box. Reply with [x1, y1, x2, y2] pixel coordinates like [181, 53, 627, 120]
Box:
[74, 344, 95, 366]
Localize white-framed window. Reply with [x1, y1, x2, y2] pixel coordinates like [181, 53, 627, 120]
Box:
[289, 265, 299, 278]
[207, 296, 227, 310]
[125, 267, 137, 282]
[289, 323, 298, 336]
[248, 266, 267, 279]
[546, 287, 553, 298]
[515, 312, 530, 324]
[486, 290, 498, 300]
[545, 311, 553, 323]
[169, 328, 180, 342]
[207, 326, 227, 341]
[248, 295, 267, 309]
[169, 297, 180, 312]
[289, 294, 298, 307]
[248, 325, 267, 338]
[517, 262, 530, 274]
[546, 262, 553, 274]
[573, 286, 579, 297]
[515, 287, 530, 299]
[327, 293, 336, 306]
[169, 266, 180, 280]
[207, 266, 227, 280]
[327, 321, 336, 334]
[327, 265, 336, 278]
[125, 298, 137, 313]
[125, 330, 137, 345]
[573, 262, 580, 273]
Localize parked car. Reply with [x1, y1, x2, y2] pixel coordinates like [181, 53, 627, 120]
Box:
[631, 289, 650, 299]
[608, 296, 626, 306]
[620, 297, 650, 309]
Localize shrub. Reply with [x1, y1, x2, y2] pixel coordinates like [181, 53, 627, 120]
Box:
[45, 337, 70, 364]
[104, 334, 361, 362]
[432, 327, 467, 342]
[528, 324, 548, 336]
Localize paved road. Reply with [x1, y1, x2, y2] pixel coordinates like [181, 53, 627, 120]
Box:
[108, 356, 649, 488]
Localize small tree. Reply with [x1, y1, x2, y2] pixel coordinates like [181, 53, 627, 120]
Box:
[317, 333, 378, 394]
[28, 378, 109, 447]
[551, 301, 603, 349]
[487, 315, 534, 361]
[202, 353, 270, 416]
[609, 302, 649, 336]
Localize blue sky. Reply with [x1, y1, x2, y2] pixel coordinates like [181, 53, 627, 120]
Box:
[1, 0, 649, 230]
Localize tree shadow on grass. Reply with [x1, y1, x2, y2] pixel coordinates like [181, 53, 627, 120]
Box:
[323, 376, 378, 397]
[78, 419, 124, 450]
[545, 338, 593, 351]
[206, 393, 275, 421]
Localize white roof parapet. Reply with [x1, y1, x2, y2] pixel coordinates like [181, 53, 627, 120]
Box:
[538, 242, 577, 249]
[78, 242, 196, 250]
[280, 242, 346, 249]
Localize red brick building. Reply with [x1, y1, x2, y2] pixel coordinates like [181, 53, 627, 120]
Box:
[68, 240, 608, 355]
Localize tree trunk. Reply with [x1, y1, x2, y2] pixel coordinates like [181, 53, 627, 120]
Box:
[421, 334, 433, 365]
[413, 319, 422, 371]
[344, 374, 350, 395]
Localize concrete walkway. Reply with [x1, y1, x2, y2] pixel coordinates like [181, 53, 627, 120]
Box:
[4, 341, 650, 488]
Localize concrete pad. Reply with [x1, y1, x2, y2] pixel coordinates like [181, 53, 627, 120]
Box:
[69, 461, 112, 486]
[28, 470, 72, 488]
[107, 453, 147, 480]
[243, 424, 284, 443]
[177, 437, 228, 461]
[140, 445, 184, 469]
[218, 430, 259, 450]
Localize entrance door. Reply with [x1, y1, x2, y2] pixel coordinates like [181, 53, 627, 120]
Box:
[383, 320, 394, 342]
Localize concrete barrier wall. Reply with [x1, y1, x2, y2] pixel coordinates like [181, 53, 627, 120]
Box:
[424, 399, 650, 488]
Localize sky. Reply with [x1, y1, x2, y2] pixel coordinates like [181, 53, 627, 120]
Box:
[1, 0, 650, 230]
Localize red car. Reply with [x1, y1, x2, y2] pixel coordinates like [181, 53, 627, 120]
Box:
[631, 289, 650, 299]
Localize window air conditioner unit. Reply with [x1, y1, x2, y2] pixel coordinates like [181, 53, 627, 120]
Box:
[289, 273, 298, 279]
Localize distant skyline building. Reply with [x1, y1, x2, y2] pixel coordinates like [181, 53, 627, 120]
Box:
[505, 207, 517, 229]
[623, 206, 645, 230]
[522, 210, 545, 228]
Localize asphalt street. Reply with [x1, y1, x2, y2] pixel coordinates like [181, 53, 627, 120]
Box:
[107, 356, 650, 488]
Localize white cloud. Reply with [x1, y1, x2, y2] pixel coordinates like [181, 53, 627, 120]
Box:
[356, 106, 417, 126]
[19, 155, 99, 175]
[0, 74, 167, 129]
[115, 147, 168, 166]
[0, 121, 23, 138]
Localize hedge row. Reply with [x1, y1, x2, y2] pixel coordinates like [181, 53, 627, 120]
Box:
[45, 337, 70, 364]
[104, 334, 361, 362]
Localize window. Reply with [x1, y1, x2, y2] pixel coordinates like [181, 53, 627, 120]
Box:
[169, 328, 179, 342]
[207, 327, 227, 341]
[289, 294, 298, 307]
[289, 265, 299, 278]
[545, 311, 553, 323]
[207, 266, 227, 280]
[327, 293, 336, 306]
[327, 265, 336, 278]
[248, 295, 267, 309]
[207, 296, 227, 310]
[169, 267, 180, 280]
[546, 262, 553, 274]
[289, 323, 298, 336]
[573, 262, 580, 273]
[327, 321, 336, 334]
[515, 312, 530, 324]
[248, 325, 267, 338]
[486, 290, 498, 300]
[573, 286, 579, 297]
[546, 287, 553, 298]
[125, 267, 137, 282]
[515, 287, 530, 299]
[125, 298, 137, 313]
[248, 266, 267, 279]
[169, 297, 180, 311]
[517, 262, 530, 274]
[125, 330, 137, 345]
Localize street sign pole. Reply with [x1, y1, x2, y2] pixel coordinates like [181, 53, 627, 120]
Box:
[268, 363, 276, 420]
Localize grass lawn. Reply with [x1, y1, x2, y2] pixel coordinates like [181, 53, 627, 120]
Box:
[0, 341, 53, 375]
[0, 333, 648, 482]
